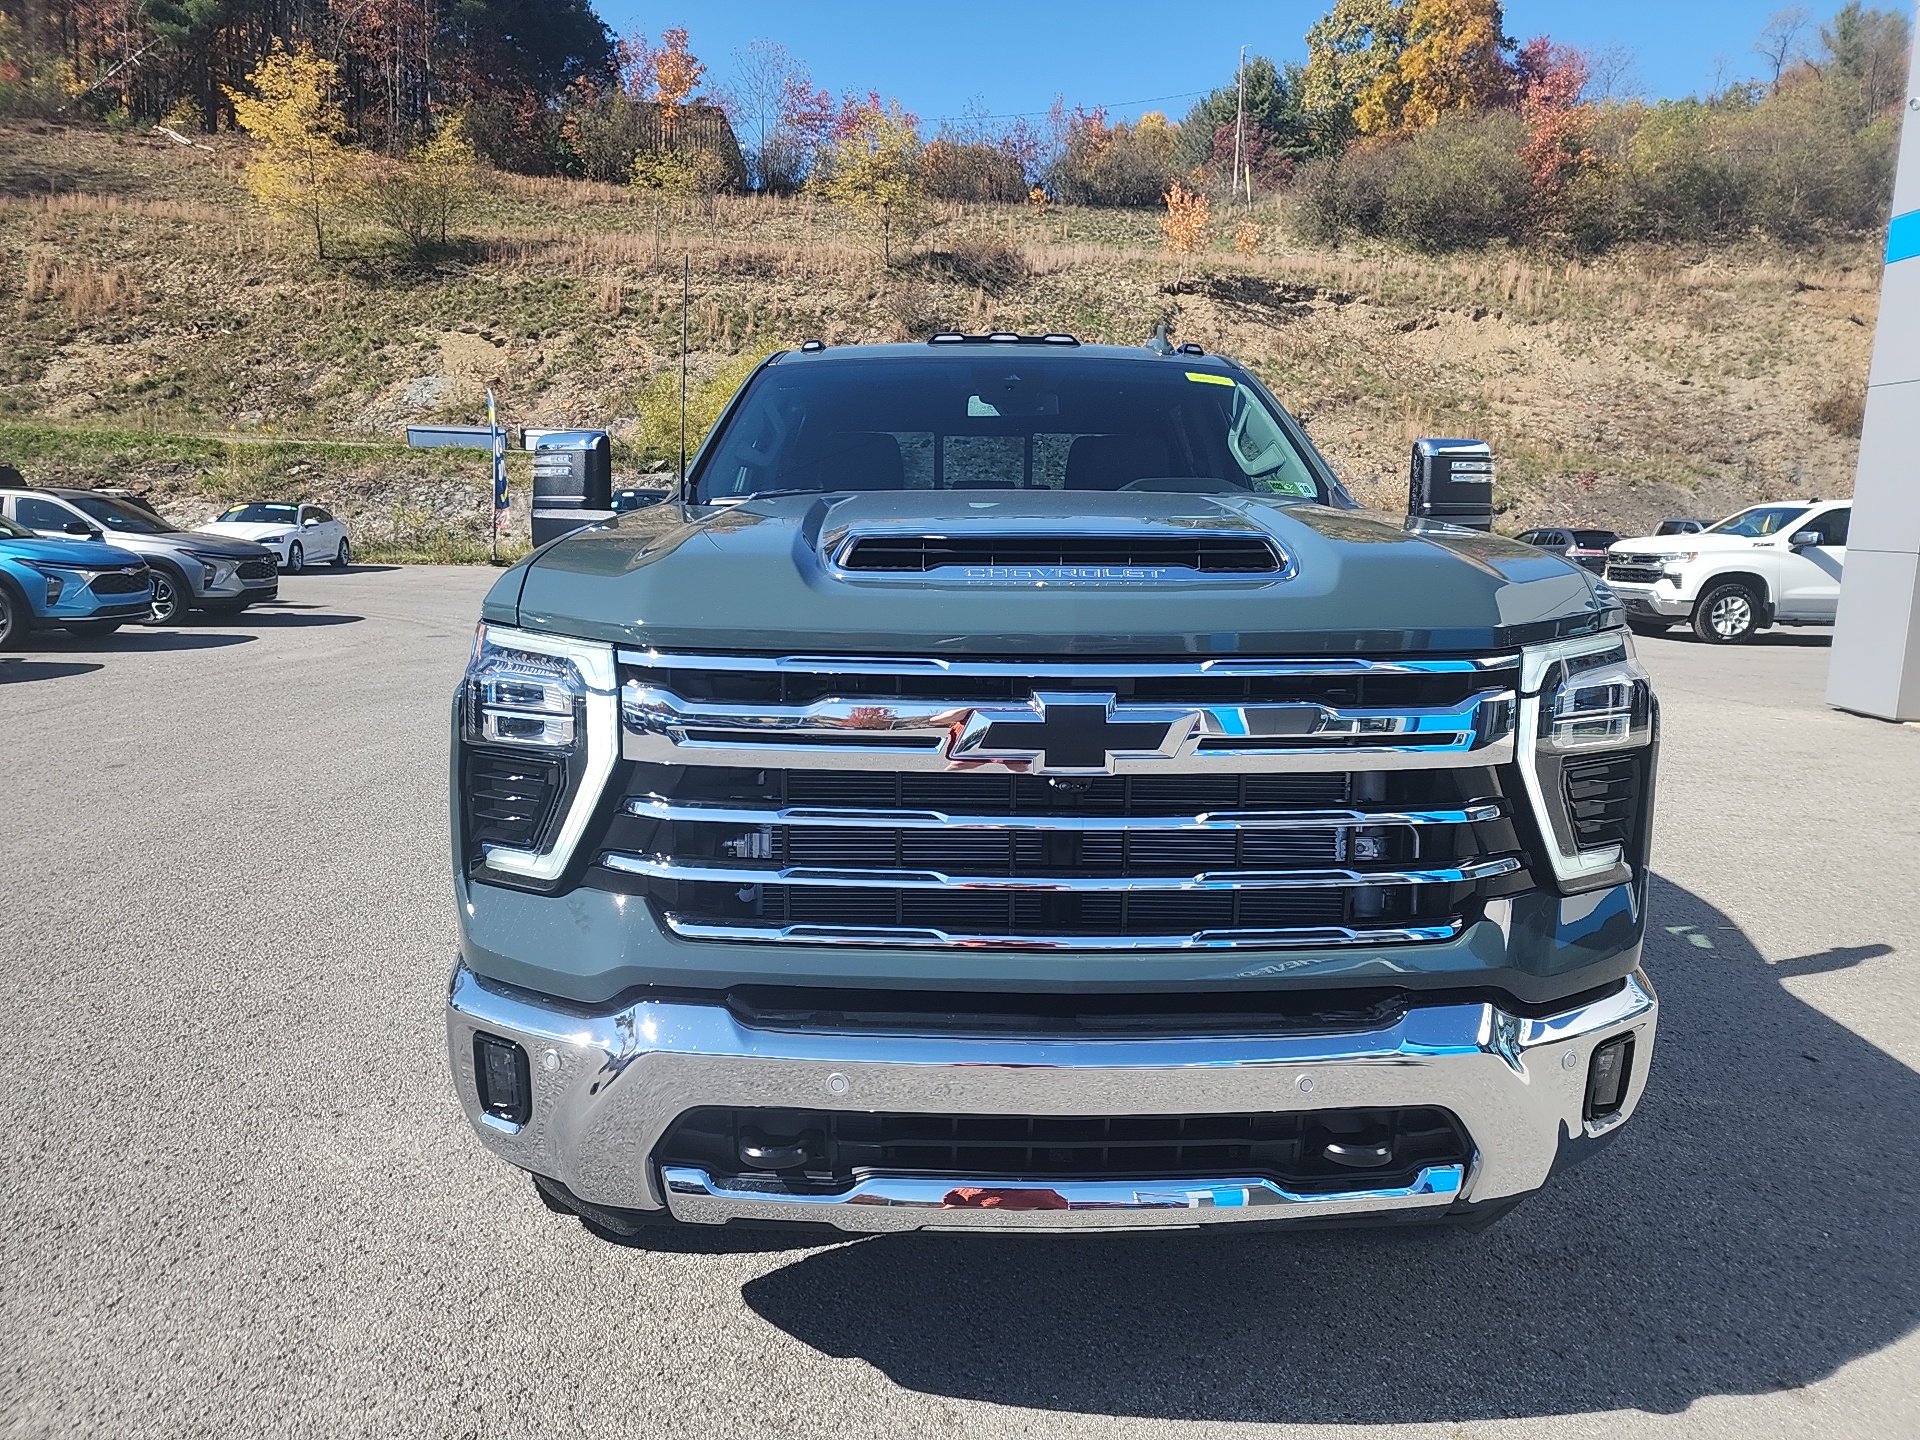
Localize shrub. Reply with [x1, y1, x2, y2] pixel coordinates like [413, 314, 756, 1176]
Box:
[1048, 112, 1181, 207]
[920, 139, 1028, 202]
[359, 120, 484, 256]
[1380, 108, 1531, 249]
[1812, 381, 1866, 438]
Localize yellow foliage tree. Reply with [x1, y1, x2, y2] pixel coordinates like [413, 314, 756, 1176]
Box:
[1305, 0, 1513, 135]
[1303, 0, 1408, 135]
[1398, 0, 1514, 130]
[361, 115, 483, 255]
[812, 101, 923, 265]
[226, 42, 354, 259]
[1160, 181, 1211, 283]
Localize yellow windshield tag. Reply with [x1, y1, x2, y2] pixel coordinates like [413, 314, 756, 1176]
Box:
[1185, 372, 1235, 386]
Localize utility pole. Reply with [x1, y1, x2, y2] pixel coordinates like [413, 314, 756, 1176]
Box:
[1232, 45, 1247, 211]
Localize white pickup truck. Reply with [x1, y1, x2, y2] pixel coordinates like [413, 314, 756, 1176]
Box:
[1604, 500, 1851, 644]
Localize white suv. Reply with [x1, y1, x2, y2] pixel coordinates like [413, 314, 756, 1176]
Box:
[1604, 501, 1849, 644]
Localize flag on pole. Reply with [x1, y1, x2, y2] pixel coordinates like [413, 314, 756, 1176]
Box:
[488, 389, 508, 536]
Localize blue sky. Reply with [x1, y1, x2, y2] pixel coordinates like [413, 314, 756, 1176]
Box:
[600, 1, 1860, 125]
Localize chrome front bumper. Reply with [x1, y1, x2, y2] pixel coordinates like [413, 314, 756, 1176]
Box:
[1607, 582, 1692, 619]
[446, 962, 1656, 1233]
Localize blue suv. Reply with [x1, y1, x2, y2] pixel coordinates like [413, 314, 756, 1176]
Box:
[0, 512, 153, 646]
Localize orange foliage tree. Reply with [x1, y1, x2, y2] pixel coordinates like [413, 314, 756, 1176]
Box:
[1160, 181, 1211, 283]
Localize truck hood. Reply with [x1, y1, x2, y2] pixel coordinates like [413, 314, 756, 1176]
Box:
[507, 491, 1616, 655]
[1610, 533, 1773, 557]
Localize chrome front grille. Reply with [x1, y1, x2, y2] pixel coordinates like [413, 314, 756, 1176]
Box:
[592, 651, 1531, 951]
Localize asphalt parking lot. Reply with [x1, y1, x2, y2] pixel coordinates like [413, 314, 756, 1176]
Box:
[4, 567, 1918, 1440]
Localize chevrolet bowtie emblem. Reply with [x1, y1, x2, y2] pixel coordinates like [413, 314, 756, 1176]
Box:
[947, 692, 1199, 775]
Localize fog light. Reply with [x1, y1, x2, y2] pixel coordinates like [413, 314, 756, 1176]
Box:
[1585, 1035, 1635, 1119]
[473, 1032, 532, 1125]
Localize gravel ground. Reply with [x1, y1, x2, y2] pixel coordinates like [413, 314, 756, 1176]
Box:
[2, 568, 1916, 1440]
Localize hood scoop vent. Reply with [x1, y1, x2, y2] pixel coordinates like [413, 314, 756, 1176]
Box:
[835, 532, 1287, 580]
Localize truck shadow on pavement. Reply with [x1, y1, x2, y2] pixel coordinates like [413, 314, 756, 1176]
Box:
[0, 658, 105, 683]
[741, 874, 1918, 1424]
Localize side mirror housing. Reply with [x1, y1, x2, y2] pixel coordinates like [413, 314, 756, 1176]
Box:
[63, 521, 98, 538]
[1789, 529, 1822, 548]
[1408, 439, 1495, 532]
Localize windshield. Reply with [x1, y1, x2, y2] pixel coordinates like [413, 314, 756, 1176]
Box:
[218, 503, 298, 525]
[0, 513, 30, 540]
[1707, 505, 1810, 538]
[66, 493, 177, 534]
[693, 356, 1334, 504]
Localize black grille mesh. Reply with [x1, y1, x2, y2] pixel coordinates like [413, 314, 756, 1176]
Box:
[89, 569, 150, 596]
[464, 750, 565, 859]
[840, 533, 1282, 574]
[660, 1105, 1471, 1193]
[1563, 754, 1641, 849]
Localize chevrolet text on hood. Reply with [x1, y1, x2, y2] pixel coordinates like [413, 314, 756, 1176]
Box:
[445, 336, 1659, 1240]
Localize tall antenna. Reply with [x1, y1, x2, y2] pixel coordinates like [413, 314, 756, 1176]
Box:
[678, 253, 690, 493]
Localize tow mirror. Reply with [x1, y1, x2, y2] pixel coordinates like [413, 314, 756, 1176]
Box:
[1789, 529, 1822, 548]
[1408, 439, 1495, 531]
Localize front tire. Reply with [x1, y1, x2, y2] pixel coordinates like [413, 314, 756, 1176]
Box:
[0, 583, 23, 650]
[1692, 581, 1763, 644]
[145, 568, 187, 626]
[286, 541, 304, 574]
[333, 538, 350, 569]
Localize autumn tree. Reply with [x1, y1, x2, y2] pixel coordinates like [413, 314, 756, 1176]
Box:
[649, 26, 705, 144]
[813, 98, 923, 264]
[1397, 0, 1515, 129]
[226, 43, 353, 259]
[361, 113, 484, 254]
[1303, 0, 1409, 136]
[1304, 0, 1515, 135]
[1159, 181, 1211, 283]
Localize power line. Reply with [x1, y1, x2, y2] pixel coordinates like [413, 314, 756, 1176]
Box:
[889, 88, 1216, 126]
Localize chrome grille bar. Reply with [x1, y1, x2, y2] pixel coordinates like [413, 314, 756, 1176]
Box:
[600, 853, 1522, 892]
[658, 917, 1465, 950]
[626, 797, 1503, 832]
[620, 685, 1517, 773]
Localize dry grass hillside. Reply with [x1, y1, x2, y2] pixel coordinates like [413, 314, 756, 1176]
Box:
[0, 122, 1880, 559]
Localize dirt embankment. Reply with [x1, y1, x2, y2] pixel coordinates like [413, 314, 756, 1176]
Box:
[0, 122, 1877, 549]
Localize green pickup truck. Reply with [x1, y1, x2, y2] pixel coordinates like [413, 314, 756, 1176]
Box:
[445, 335, 1658, 1237]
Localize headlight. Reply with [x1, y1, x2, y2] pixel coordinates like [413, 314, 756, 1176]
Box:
[1518, 631, 1657, 891]
[1661, 553, 1697, 572]
[24, 562, 80, 604]
[459, 624, 618, 884]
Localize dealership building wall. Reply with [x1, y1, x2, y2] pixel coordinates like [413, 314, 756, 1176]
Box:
[1829, 6, 1920, 721]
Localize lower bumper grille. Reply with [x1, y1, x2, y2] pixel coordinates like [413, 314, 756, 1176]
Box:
[1606, 565, 1665, 585]
[657, 1104, 1473, 1196]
